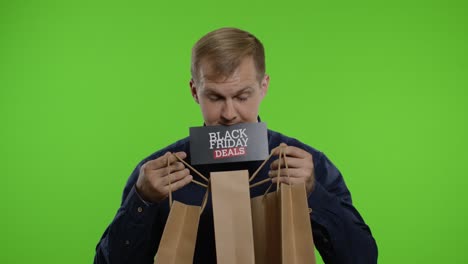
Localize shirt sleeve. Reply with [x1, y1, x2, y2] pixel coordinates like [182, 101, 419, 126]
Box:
[94, 172, 163, 264]
[308, 152, 378, 264]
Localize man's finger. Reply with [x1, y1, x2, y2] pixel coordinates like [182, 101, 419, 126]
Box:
[271, 176, 304, 185]
[271, 176, 291, 185]
[171, 151, 188, 163]
[283, 146, 312, 159]
[162, 169, 190, 185]
[270, 157, 309, 170]
[146, 151, 187, 170]
[162, 162, 185, 175]
[268, 168, 307, 178]
[144, 163, 184, 180]
[270, 143, 288, 156]
[271, 143, 311, 159]
[164, 175, 193, 193]
[144, 152, 171, 170]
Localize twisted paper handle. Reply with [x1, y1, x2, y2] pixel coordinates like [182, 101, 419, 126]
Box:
[249, 144, 290, 194]
[166, 153, 210, 214]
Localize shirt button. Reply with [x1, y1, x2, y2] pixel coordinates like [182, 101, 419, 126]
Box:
[125, 240, 130, 245]
[137, 207, 143, 213]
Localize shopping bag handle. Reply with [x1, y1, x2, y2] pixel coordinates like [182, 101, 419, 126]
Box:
[166, 153, 210, 214]
[249, 144, 290, 194]
[172, 154, 209, 184]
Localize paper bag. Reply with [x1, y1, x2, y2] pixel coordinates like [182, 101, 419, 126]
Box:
[211, 170, 256, 264]
[251, 190, 281, 264]
[251, 183, 316, 264]
[153, 201, 201, 264]
[281, 183, 316, 263]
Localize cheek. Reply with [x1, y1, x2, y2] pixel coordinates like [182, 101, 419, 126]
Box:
[237, 100, 260, 120]
[199, 101, 220, 120]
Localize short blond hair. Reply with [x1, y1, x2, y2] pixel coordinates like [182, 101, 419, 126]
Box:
[191, 27, 265, 84]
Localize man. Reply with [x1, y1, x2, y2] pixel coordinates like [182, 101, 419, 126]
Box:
[94, 27, 378, 263]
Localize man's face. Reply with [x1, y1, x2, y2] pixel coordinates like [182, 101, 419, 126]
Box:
[190, 57, 269, 126]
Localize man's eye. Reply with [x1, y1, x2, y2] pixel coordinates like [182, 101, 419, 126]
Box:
[208, 96, 221, 101]
[236, 95, 249, 102]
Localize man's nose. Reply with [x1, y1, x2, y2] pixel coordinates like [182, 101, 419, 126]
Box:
[221, 99, 237, 124]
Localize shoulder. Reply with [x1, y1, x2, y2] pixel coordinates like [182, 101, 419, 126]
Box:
[267, 129, 333, 171]
[268, 129, 322, 157]
[268, 130, 348, 196]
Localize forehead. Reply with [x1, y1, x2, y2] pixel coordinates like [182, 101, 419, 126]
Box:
[199, 57, 259, 87]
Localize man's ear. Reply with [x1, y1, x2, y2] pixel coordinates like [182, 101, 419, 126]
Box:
[189, 79, 199, 104]
[260, 74, 270, 98]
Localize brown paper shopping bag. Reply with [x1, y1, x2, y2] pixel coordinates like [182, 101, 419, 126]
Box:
[153, 201, 202, 264]
[280, 183, 316, 264]
[153, 154, 210, 264]
[251, 189, 281, 264]
[211, 170, 256, 264]
[250, 146, 316, 264]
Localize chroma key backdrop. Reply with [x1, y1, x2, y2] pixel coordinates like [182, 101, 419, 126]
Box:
[1, 0, 467, 263]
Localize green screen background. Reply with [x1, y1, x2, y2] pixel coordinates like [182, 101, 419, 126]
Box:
[1, 0, 467, 263]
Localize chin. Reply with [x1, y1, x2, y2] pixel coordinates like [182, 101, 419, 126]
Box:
[205, 119, 257, 126]
[206, 121, 241, 126]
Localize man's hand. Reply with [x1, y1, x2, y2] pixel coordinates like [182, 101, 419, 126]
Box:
[136, 152, 193, 203]
[269, 143, 315, 195]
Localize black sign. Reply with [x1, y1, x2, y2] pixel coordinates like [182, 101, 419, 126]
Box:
[189, 122, 269, 165]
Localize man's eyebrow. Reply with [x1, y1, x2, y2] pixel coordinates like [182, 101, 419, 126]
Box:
[202, 88, 222, 96]
[203, 86, 254, 96]
[234, 86, 255, 96]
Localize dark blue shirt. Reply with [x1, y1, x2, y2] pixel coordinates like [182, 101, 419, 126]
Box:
[94, 129, 378, 263]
